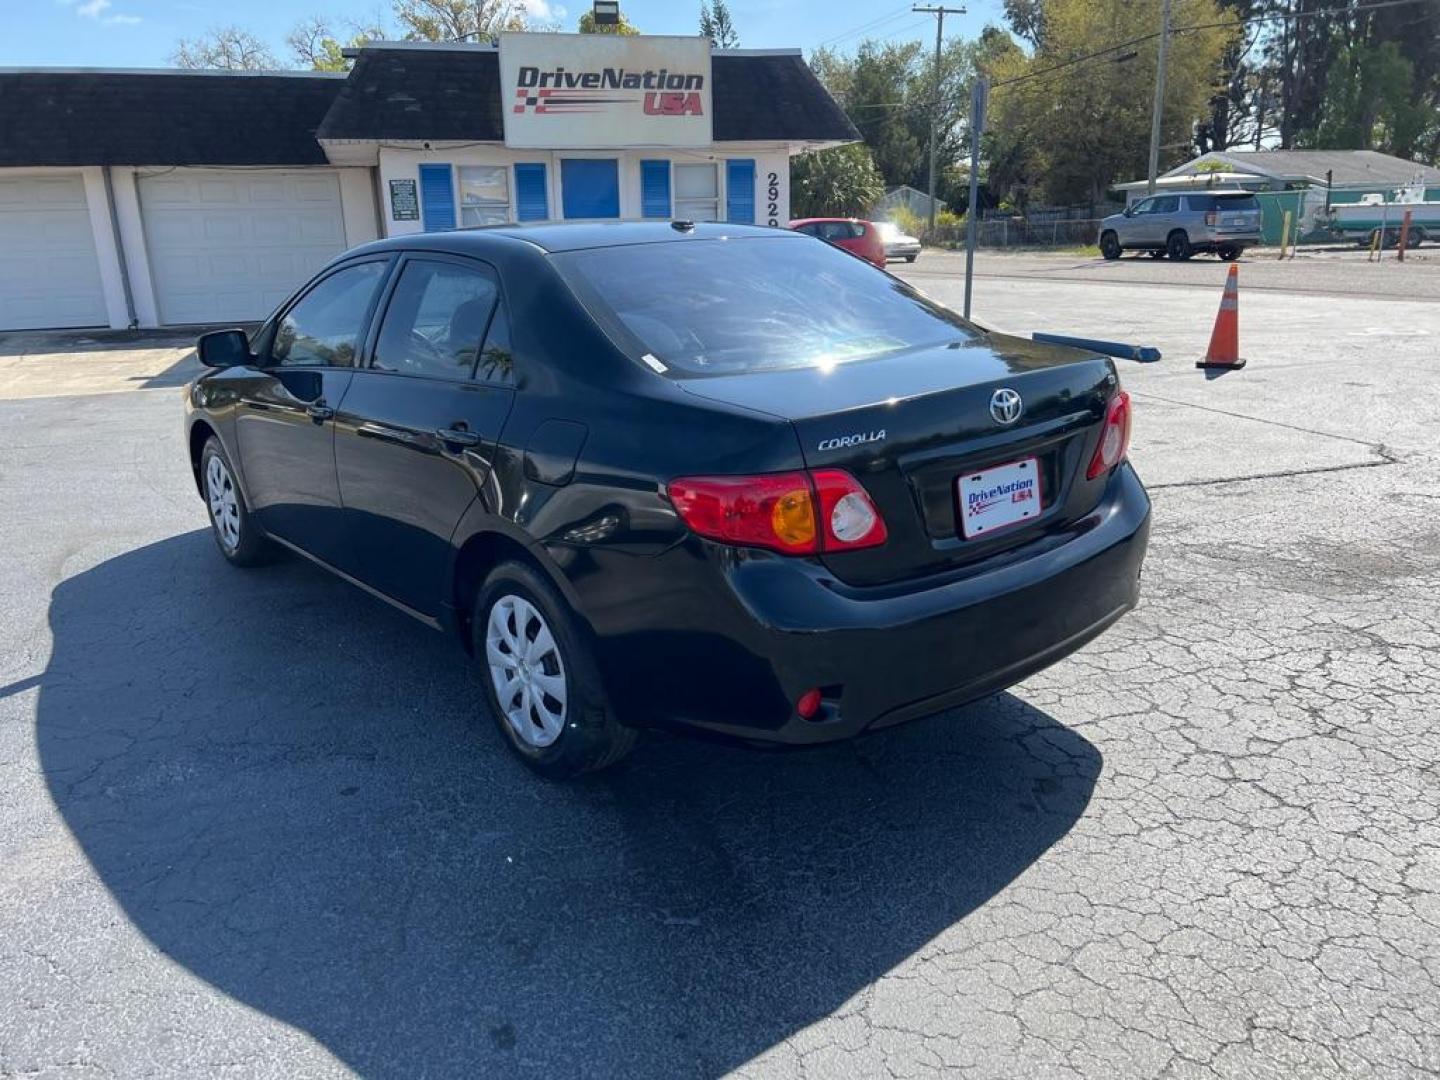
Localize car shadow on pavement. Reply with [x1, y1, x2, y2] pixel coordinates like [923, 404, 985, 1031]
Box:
[38, 530, 1102, 1079]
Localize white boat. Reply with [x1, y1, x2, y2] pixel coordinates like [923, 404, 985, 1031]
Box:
[1328, 177, 1439, 245]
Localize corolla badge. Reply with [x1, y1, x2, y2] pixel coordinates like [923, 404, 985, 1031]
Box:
[990, 388, 1024, 425]
[817, 430, 886, 452]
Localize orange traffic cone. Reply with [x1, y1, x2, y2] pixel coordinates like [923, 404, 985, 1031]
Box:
[1197, 264, 1246, 370]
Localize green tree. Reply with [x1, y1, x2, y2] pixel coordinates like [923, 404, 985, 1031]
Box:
[578, 9, 641, 34]
[1311, 41, 1426, 155]
[171, 26, 279, 69]
[984, 0, 1238, 206]
[790, 144, 886, 217]
[700, 0, 739, 48]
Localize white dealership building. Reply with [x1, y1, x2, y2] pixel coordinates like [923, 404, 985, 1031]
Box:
[0, 33, 856, 331]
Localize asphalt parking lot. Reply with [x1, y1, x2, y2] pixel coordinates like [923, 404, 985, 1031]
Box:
[2, 253, 1438, 1079]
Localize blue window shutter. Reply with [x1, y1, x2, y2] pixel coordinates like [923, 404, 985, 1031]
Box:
[726, 159, 756, 224]
[418, 164, 455, 232]
[640, 160, 671, 219]
[514, 163, 548, 222]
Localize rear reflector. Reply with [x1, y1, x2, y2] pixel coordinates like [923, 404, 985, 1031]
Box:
[667, 468, 887, 555]
[796, 688, 823, 719]
[1087, 390, 1132, 480]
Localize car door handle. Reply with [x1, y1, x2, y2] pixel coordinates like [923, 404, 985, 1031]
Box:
[435, 427, 482, 448]
[307, 402, 334, 422]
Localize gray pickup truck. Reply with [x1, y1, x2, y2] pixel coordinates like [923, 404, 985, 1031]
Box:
[1100, 191, 1262, 261]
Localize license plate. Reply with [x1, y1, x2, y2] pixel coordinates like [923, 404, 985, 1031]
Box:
[957, 457, 1042, 538]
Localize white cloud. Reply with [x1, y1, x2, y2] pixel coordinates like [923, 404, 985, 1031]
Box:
[75, 0, 110, 15]
[104, 12, 142, 23]
[525, 0, 567, 22]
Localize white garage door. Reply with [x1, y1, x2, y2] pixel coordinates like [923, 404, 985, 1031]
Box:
[139, 169, 347, 325]
[0, 174, 109, 331]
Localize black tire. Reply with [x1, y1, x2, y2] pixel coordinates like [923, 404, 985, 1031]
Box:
[905, 254, 918, 263]
[1218, 245, 1241, 261]
[1166, 230, 1193, 261]
[1406, 227, 1424, 249]
[200, 437, 272, 567]
[1099, 231, 1121, 260]
[473, 561, 637, 779]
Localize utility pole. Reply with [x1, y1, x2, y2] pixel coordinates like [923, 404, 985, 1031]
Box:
[914, 5, 965, 233]
[1145, 0, 1172, 196]
[963, 75, 987, 320]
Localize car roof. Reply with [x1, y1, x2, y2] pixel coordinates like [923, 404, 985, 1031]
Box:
[351, 220, 801, 258]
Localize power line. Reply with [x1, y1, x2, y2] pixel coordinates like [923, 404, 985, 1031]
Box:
[814, 5, 914, 50]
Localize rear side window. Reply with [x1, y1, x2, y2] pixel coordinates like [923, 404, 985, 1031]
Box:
[1188, 194, 1260, 211]
[372, 260, 500, 380]
[555, 235, 976, 377]
[271, 262, 387, 368]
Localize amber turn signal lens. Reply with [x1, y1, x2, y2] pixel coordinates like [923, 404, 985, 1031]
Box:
[770, 488, 817, 548]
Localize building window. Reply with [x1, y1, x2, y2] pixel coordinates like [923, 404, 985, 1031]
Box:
[674, 163, 719, 222]
[457, 165, 511, 226]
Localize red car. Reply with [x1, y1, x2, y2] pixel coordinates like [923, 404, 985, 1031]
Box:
[788, 217, 888, 269]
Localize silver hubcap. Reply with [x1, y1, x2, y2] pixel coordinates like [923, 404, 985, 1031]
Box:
[486, 595, 567, 748]
[205, 454, 241, 552]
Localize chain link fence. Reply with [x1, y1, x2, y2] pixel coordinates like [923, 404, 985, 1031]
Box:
[923, 218, 1103, 250]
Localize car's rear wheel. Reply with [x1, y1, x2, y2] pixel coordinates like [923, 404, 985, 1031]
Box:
[905, 253, 917, 263]
[475, 561, 636, 778]
[200, 437, 271, 567]
[1166, 230, 1193, 260]
[1218, 245, 1241, 261]
[1100, 231, 1121, 260]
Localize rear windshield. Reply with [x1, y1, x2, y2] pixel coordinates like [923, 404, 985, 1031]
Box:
[1188, 194, 1259, 211]
[553, 236, 975, 377]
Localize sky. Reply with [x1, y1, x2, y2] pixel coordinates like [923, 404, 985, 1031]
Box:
[7, 0, 1003, 69]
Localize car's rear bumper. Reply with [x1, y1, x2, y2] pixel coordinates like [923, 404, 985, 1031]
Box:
[1192, 232, 1261, 250]
[580, 463, 1150, 745]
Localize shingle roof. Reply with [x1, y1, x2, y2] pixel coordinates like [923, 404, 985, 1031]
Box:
[1171, 150, 1440, 186]
[0, 71, 344, 167]
[318, 46, 858, 144]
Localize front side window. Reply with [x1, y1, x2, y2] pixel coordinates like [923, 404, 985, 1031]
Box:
[372, 260, 500, 380]
[1130, 198, 1155, 215]
[458, 166, 511, 227]
[271, 261, 387, 368]
[674, 163, 719, 222]
[556, 235, 977, 378]
[1154, 196, 1180, 213]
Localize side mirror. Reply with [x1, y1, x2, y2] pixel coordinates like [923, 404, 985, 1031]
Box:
[197, 329, 252, 369]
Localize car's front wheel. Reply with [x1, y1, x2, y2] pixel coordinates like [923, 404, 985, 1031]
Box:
[1100, 231, 1121, 260]
[200, 437, 272, 567]
[475, 561, 636, 778]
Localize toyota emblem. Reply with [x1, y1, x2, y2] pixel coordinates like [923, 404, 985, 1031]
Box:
[990, 388, 1024, 425]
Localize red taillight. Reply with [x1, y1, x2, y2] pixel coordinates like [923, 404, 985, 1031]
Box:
[1205, 211, 1218, 226]
[666, 469, 887, 555]
[1087, 390, 1132, 480]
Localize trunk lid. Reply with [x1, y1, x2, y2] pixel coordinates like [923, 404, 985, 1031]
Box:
[678, 331, 1119, 585]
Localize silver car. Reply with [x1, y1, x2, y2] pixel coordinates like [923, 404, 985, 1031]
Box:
[875, 221, 922, 263]
[1100, 191, 1262, 261]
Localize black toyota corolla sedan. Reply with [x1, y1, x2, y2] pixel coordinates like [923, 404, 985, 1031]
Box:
[185, 221, 1150, 777]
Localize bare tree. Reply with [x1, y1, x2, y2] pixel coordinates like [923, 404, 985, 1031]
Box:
[392, 0, 528, 42]
[171, 26, 280, 70]
[287, 15, 388, 71]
